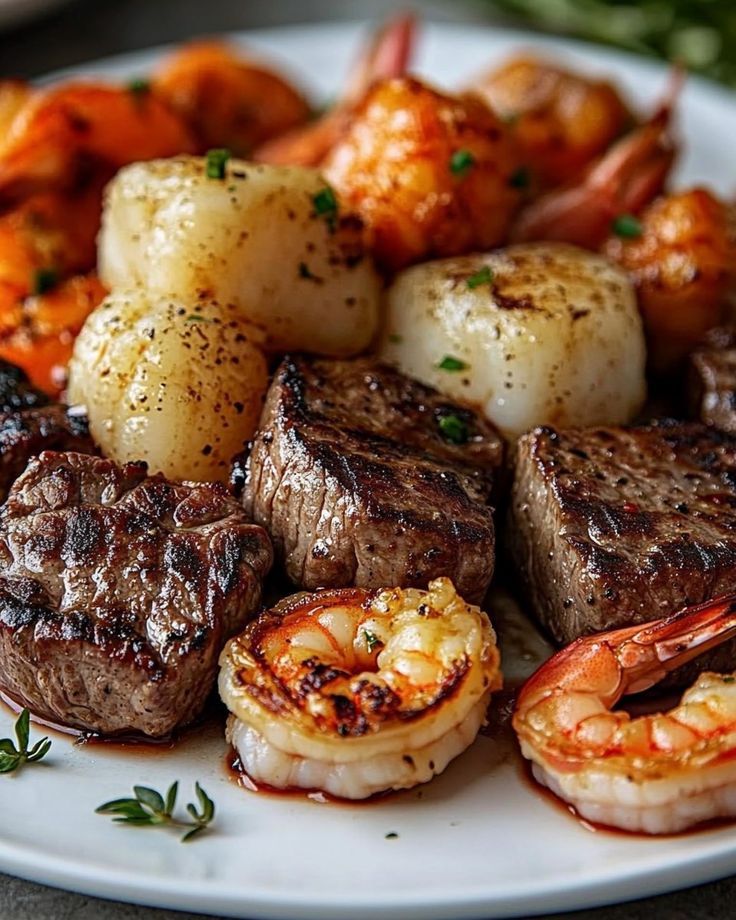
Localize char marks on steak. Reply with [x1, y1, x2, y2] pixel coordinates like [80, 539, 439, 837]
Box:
[240, 356, 503, 603]
[0, 358, 94, 501]
[509, 420, 736, 675]
[0, 451, 273, 737]
[689, 326, 736, 435]
[0, 404, 93, 501]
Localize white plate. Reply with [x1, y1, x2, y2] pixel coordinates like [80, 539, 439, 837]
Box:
[3, 20, 736, 920]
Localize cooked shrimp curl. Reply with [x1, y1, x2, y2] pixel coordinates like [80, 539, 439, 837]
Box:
[0, 83, 196, 204]
[219, 578, 501, 799]
[153, 41, 311, 156]
[474, 56, 631, 189]
[603, 188, 735, 371]
[324, 78, 522, 272]
[514, 593, 736, 834]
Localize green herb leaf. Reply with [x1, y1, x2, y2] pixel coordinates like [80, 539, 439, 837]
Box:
[437, 355, 468, 372]
[449, 149, 475, 177]
[134, 785, 165, 814]
[437, 413, 469, 445]
[205, 148, 231, 180]
[32, 267, 59, 296]
[509, 166, 530, 189]
[185, 313, 214, 324]
[14, 708, 29, 751]
[363, 629, 382, 653]
[385, 832, 399, 839]
[466, 266, 494, 290]
[127, 77, 151, 97]
[388, 333, 403, 344]
[312, 186, 339, 232]
[611, 213, 643, 239]
[299, 262, 315, 280]
[96, 781, 215, 843]
[0, 708, 51, 775]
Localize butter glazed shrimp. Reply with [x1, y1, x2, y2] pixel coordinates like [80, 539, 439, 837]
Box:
[474, 56, 631, 189]
[0, 83, 195, 203]
[514, 594, 736, 834]
[219, 578, 501, 799]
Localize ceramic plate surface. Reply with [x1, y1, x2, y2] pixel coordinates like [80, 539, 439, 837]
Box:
[3, 20, 736, 920]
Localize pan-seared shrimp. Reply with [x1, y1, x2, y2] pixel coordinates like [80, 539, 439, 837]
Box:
[219, 578, 501, 799]
[255, 13, 416, 167]
[514, 593, 736, 834]
[0, 272, 106, 395]
[603, 188, 735, 371]
[153, 41, 310, 156]
[511, 105, 675, 248]
[474, 56, 631, 189]
[0, 83, 195, 203]
[324, 77, 521, 271]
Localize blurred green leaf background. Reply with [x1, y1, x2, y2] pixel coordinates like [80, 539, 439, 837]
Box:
[482, 0, 736, 86]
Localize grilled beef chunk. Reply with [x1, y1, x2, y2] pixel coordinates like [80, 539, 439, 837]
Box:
[0, 452, 272, 737]
[0, 404, 93, 501]
[509, 420, 736, 676]
[0, 360, 49, 413]
[241, 356, 503, 602]
[689, 326, 736, 435]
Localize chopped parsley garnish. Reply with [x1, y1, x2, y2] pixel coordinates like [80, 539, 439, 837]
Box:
[437, 413, 469, 445]
[449, 149, 475, 177]
[388, 333, 403, 344]
[385, 832, 399, 839]
[32, 267, 59, 296]
[611, 213, 643, 239]
[466, 266, 494, 290]
[509, 166, 530, 189]
[312, 186, 338, 232]
[205, 148, 231, 180]
[127, 77, 151, 98]
[299, 262, 315, 280]
[437, 355, 468, 372]
[185, 313, 214, 324]
[363, 630, 382, 653]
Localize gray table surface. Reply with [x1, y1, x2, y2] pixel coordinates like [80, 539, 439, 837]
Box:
[0, 0, 734, 916]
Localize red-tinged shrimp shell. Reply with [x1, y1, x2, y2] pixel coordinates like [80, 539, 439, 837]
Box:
[255, 13, 416, 167]
[0, 83, 196, 204]
[473, 56, 631, 189]
[603, 187, 736, 371]
[153, 40, 311, 155]
[324, 77, 522, 272]
[513, 593, 736, 833]
[510, 67, 679, 250]
[219, 577, 501, 799]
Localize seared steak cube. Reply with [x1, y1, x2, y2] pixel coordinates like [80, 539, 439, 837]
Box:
[0, 404, 93, 500]
[689, 326, 736, 435]
[241, 356, 503, 603]
[0, 452, 272, 737]
[509, 421, 736, 674]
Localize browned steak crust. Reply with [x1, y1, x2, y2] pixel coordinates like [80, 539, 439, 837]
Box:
[688, 326, 736, 435]
[240, 356, 503, 603]
[0, 404, 93, 501]
[0, 452, 273, 737]
[509, 420, 736, 675]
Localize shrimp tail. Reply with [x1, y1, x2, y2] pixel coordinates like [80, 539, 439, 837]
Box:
[511, 81, 678, 247]
[617, 593, 736, 693]
[255, 12, 417, 166]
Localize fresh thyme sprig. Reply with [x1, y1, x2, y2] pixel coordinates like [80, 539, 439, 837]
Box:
[96, 781, 215, 842]
[0, 708, 51, 774]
